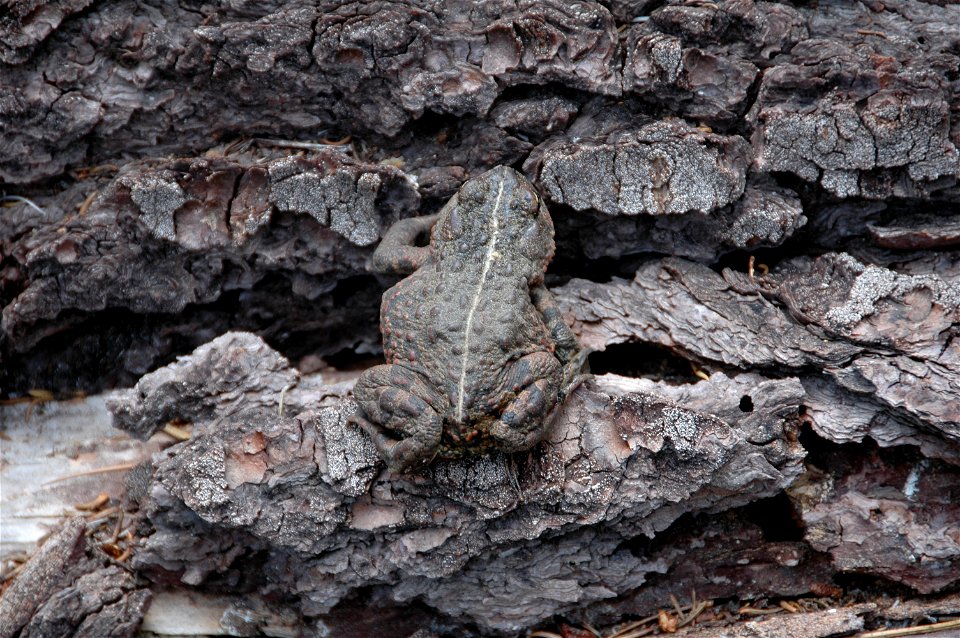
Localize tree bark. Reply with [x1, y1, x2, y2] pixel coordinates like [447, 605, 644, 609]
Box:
[2, 0, 959, 635]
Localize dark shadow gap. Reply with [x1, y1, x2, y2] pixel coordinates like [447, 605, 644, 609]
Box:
[588, 341, 700, 384]
[0, 274, 384, 398]
[739, 493, 804, 542]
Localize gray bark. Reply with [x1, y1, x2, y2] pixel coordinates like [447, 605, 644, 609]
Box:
[0, 518, 151, 638]
[2, 0, 960, 635]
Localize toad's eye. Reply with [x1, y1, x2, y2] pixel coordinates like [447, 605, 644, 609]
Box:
[446, 208, 464, 237]
[512, 189, 538, 215]
[460, 180, 488, 205]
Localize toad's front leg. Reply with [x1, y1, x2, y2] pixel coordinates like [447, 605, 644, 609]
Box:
[350, 364, 445, 473]
[531, 284, 589, 398]
[370, 214, 439, 274]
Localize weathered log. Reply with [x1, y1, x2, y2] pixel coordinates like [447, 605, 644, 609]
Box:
[557, 253, 960, 458]
[0, 151, 418, 392]
[4, 0, 960, 395]
[106, 332, 808, 633]
[0, 519, 87, 638]
[3, 0, 960, 635]
[0, 0, 619, 184]
[556, 258, 861, 369]
[791, 444, 960, 594]
[527, 114, 751, 216]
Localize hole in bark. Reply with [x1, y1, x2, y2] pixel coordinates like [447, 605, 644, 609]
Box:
[832, 572, 919, 602]
[739, 394, 754, 412]
[201, 549, 275, 593]
[548, 254, 629, 284]
[799, 425, 936, 492]
[588, 341, 698, 382]
[321, 587, 459, 638]
[620, 512, 699, 557]
[798, 423, 876, 476]
[413, 227, 431, 247]
[493, 81, 587, 104]
[768, 170, 812, 198]
[712, 246, 792, 277]
[550, 207, 658, 282]
[406, 109, 460, 139]
[0, 308, 211, 398]
[0, 273, 23, 309]
[739, 493, 804, 541]
[330, 274, 380, 305]
[321, 347, 384, 372]
[0, 274, 385, 397]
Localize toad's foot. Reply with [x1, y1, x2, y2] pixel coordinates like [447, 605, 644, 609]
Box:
[489, 376, 556, 453]
[560, 348, 591, 400]
[348, 413, 439, 473]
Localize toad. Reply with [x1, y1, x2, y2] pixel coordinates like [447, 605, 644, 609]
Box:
[350, 166, 585, 472]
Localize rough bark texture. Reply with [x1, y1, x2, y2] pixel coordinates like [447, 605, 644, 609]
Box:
[0, 518, 152, 638]
[108, 332, 812, 633]
[2, 0, 960, 635]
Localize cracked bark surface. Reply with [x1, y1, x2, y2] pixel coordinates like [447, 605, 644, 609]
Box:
[107, 332, 811, 633]
[4, 0, 959, 394]
[0, 518, 152, 638]
[2, 0, 960, 636]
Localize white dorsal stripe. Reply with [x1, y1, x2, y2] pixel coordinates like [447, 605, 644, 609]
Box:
[455, 178, 505, 421]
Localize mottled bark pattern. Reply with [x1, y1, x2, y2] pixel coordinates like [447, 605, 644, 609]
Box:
[2, 0, 960, 635]
[0, 518, 151, 638]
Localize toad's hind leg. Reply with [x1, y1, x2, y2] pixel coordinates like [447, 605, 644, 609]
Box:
[350, 364, 443, 473]
[489, 352, 561, 453]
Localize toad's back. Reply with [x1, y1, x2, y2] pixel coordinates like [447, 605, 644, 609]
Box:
[381, 264, 553, 422]
[353, 166, 579, 471]
[376, 165, 560, 426]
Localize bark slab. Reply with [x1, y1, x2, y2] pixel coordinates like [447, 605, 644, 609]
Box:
[3, 0, 960, 635]
[107, 332, 808, 633]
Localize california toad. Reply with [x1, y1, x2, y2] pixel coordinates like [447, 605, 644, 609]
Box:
[350, 166, 584, 472]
